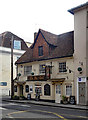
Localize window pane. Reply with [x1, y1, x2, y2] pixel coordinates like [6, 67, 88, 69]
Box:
[66, 85, 72, 96]
[59, 62, 66, 72]
[24, 66, 32, 75]
[39, 64, 45, 74]
[44, 84, 50, 96]
[25, 85, 29, 93]
[29, 85, 33, 92]
[35, 85, 42, 94]
[38, 46, 43, 56]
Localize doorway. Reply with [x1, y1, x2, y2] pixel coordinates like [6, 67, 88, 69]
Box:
[20, 85, 23, 96]
[55, 84, 61, 103]
[78, 82, 85, 105]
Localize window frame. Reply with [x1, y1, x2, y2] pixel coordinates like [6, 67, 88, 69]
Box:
[66, 85, 72, 96]
[44, 84, 50, 96]
[29, 85, 33, 93]
[24, 66, 32, 75]
[25, 85, 29, 93]
[38, 46, 43, 56]
[35, 85, 42, 94]
[59, 62, 66, 73]
[39, 64, 45, 74]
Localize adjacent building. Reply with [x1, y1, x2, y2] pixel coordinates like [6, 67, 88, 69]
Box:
[68, 2, 88, 105]
[0, 31, 28, 96]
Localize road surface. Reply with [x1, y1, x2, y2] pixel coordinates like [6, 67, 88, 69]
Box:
[0, 101, 88, 120]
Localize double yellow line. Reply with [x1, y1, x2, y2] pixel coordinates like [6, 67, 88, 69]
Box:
[7, 109, 68, 120]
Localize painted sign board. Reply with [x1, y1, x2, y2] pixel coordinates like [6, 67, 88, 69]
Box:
[70, 96, 76, 105]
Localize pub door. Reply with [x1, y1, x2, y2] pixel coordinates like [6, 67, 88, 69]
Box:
[20, 85, 23, 96]
[55, 84, 61, 103]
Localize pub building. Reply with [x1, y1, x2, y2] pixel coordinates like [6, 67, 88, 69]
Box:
[14, 3, 88, 105]
[14, 29, 74, 103]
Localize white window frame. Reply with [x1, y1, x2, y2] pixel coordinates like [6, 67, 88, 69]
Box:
[24, 66, 32, 75]
[29, 85, 33, 93]
[59, 62, 66, 73]
[66, 85, 72, 96]
[35, 85, 42, 94]
[39, 64, 45, 74]
[14, 40, 21, 50]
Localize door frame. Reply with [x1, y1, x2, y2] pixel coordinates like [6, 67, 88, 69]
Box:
[19, 85, 23, 96]
[55, 84, 62, 103]
[77, 77, 86, 105]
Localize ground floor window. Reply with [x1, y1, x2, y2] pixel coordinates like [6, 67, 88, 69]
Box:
[44, 84, 50, 96]
[66, 85, 72, 96]
[35, 85, 42, 94]
[25, 85, 29, 93]
[29, 85, 33, 93]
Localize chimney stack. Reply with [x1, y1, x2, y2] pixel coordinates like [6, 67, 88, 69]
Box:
[34, 32, 37, 42]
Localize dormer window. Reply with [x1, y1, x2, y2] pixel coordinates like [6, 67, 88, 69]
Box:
[14, 40, 21, 50]
[38, 46, 43, 56]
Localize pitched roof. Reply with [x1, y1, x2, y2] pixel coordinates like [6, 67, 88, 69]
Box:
[15, 29, 74, 64]
[0, 31, 28, 50]
[31, 29, 58, 48]
[68, 2, 88, 15]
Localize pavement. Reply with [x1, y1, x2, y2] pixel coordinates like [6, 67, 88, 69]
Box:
[2, 97, 88, 110]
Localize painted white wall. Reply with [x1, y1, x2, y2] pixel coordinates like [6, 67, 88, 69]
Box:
[0, 46, 25, 96]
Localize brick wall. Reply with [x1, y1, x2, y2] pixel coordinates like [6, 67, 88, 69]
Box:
[33, 32, 49, 59]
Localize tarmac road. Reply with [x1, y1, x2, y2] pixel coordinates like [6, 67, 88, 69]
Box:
[1, 101, 88, 120]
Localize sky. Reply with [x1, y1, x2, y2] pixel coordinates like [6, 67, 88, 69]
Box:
[0, 0, 87, 43]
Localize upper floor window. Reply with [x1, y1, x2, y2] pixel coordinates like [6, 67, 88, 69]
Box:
[14, 40, 21, 50]
[24, 66, 32, 75]
[59, 62, 66, 73]
[39, 64, 45, 74]
[38, 46, 43, 56]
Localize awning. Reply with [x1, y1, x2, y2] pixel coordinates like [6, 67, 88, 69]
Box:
[50, 78, 65, 84]
[15, 81, 26, 85]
